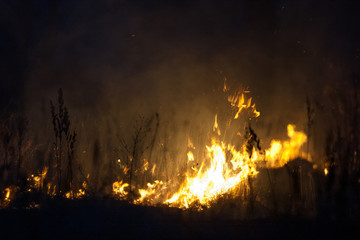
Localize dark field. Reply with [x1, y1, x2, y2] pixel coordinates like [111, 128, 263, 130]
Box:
[1, 198, 359, 239]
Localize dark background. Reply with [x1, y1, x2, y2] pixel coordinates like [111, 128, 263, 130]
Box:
[1, 0, 359, 116]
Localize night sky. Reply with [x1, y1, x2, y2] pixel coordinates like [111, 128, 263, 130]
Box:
[1, 0, 360, 156]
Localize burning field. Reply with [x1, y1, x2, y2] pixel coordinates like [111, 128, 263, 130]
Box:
[111, 85, 309, 210]
[1, 85, 311, 210]
[1, 80, 359, 238]
[1, 0, 360, 239]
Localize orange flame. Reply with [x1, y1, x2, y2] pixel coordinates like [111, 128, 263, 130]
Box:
[113, 180, 129, 198]
[265, 124, 308, 167]
[228, 91, 260, 119]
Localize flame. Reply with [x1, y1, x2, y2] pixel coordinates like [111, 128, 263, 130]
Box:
[65, 181, 87, 199]
[47, 183, 57, 196]
[65, 188, 86, 199]
[324, 168, 328, 176]
[151, 164, 157, 175]
[213, 114, 221, 136]
[187, 151, 195, 162]
[123, 167, 130, 175]
[228, 91, 260, 119]
[27, 167, 48, 191]
[223, 77, 228, 92]
[113, 180, 129, 198]
[143, 159, 149, 171]
[5, 188, 10, 201]
[136, 180, 166, 204]
[265, 124, 308, 168]
[1, 186, 18, 208]
[65, 174, 89, 199]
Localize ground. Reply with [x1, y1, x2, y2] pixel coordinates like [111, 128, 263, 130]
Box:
[0, 198, 359, 239]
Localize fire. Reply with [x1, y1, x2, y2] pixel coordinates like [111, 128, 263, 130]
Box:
[1, 186, 17, 208]
[265, 124, 308, 168]
[24, 167, 88, 199]
[223, 77, 228, 92]
[65, 179, 88, 199]
[27, 167, 48, 191]
[187, 151, 194, 162]
[113, 180, 129, 198]
[228, 90, 260, 119]
[0, 84, 311, 210]
[143, 159, 149, 171]
[137, 180, 166, 204]
[5, 188, 10, 201]
[47, 183, 57, 196]
[111, 87, 310, 210]
[123, 167, 130, 175]
[213, 114, 221, 136]
[151, 164, 156, 175]
[166, 139, 259, 209]
[65, 188, 86, 199]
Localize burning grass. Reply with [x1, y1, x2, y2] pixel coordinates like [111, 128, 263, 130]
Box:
[109, 86, 311, 210]
[0, 86, 312, 211]
[1, 80, 359, 224]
